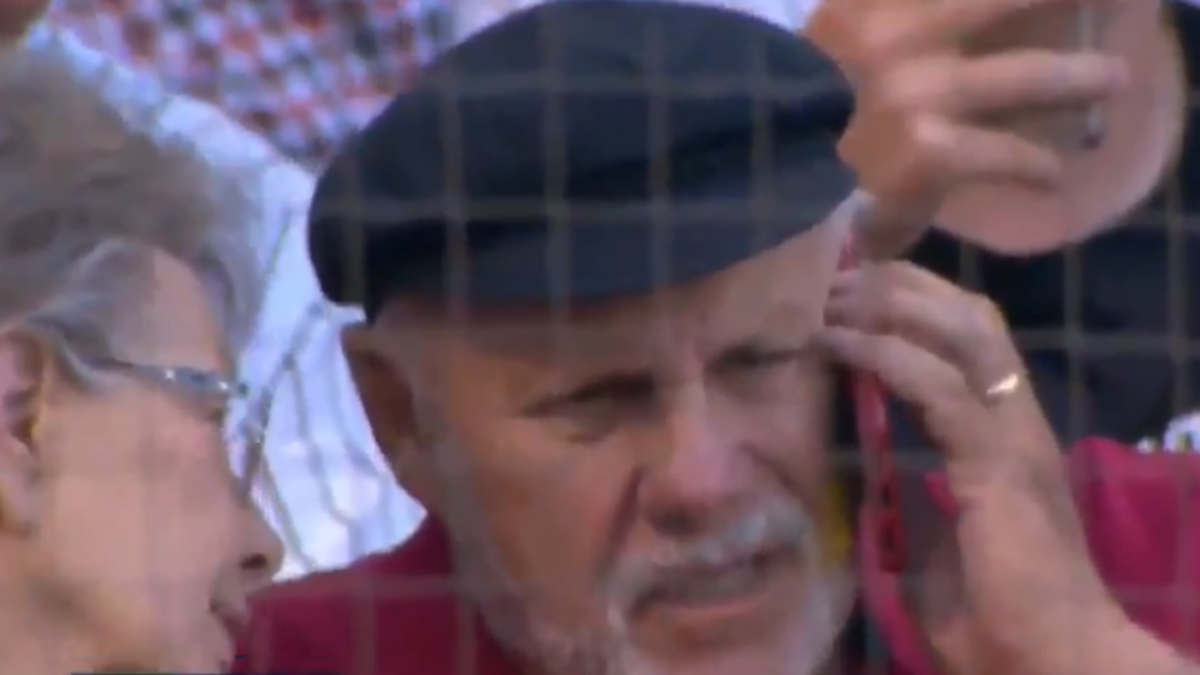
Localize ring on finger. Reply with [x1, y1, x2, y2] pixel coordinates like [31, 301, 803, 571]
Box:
[978, 370, 1025, 406]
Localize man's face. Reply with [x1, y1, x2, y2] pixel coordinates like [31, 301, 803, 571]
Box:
[0, 251, 282, 673]
[354, 220, 855, 675]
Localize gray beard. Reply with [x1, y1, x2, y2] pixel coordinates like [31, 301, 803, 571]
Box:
[439, 477, 616, 674]
[430, 441, 856, 675]
[441, 491, 856, 675]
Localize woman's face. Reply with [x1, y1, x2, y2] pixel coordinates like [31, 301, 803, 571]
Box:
[0, 253, 283, 674]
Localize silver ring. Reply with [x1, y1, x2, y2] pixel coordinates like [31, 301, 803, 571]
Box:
[982, 372, 1023, 404]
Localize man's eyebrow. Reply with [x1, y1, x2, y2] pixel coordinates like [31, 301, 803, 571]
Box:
[516, 334, 812, 416]
[709, 336, 813, 367]
[519, 368, 657, 417]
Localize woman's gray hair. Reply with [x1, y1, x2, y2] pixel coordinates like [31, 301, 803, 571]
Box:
[0, 51, 263, 386]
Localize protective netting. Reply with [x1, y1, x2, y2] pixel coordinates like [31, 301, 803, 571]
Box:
[241, 4, 1200, 588]
[41, 0, 1200, 638]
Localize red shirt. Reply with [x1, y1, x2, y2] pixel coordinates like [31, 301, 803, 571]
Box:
[236, 438, 1200, 675]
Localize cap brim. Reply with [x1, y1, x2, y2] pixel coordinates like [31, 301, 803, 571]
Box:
[399, 152, 856, 306]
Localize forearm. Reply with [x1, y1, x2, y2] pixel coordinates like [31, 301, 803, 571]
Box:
[1115, 631, 1198, 675]
[1086, 619, 1200, 675]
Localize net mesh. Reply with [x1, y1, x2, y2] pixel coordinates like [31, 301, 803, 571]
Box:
[223, 0, 1200, 579]
[33, 0, 1200, 671]
[249, 5, 1200, 670]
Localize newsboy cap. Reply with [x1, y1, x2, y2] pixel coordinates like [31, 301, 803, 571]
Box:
[308, 0, 855, 317]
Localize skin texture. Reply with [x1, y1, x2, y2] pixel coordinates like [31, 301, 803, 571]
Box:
[346, 218, 856, 675]
[0, 251, 283, 675]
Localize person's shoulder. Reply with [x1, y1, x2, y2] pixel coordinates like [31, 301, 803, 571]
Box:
[256, 548, 394, 605]
[239, 548, 406, 673]
[241, 525, 469, 675]
[1066, 437, 1199, 652]
[1068, 436, 1199, 531]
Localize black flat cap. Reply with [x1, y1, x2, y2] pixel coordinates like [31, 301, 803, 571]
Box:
[309, 0, 855, 317]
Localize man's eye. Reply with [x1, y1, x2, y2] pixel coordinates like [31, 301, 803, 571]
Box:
[547, 375, 656, 414]
[721, 348, 800, 372]
[555, 384, 656, 442]
[562, 389, 653, 424]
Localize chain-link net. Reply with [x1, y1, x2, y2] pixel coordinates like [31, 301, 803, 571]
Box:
[246, 4, 1198, 673]
[28, 1, 1200, 672]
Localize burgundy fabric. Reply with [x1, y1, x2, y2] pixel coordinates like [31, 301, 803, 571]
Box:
[236, 437, 1200, 675]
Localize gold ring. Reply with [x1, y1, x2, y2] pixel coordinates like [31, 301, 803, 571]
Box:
[982, 371, 1023, 403]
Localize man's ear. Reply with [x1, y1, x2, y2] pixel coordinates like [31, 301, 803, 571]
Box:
[0, 330, 52, 537]
[340, 323, 443, 511]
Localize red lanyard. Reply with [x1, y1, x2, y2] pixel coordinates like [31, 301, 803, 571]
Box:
[839, 244, 907, 573]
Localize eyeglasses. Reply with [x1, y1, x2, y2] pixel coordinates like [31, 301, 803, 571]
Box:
[96, 356, 248, 403]
[93, 356, 271, 499]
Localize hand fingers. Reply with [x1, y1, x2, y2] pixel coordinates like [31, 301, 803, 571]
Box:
[825, 263, 1065, 467]
[820, 326, 964, 402]
[908, 50, 1129, 117]
[950, 50, 1127, 116]
[833, 261, 961, 300]
[818, 327, 977, 437]
[909, 119, 1065, 190]
[917, 0, 1125, 51]
[827, 263, 1024, 395]
[845, 192, 935, 262]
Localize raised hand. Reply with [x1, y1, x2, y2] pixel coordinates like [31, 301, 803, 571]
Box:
[805, 0, 1130, 259]
[820, 262, 1125, 675]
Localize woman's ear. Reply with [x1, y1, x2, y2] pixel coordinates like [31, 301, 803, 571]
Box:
[0, 330, 53, 536]
[340, 323, 444, 513]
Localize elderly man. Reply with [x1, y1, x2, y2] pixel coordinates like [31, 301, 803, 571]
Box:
[237, 1, 1199, 675]
[0, 50, 283, 674]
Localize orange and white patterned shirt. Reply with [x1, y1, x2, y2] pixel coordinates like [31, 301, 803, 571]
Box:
[48, 0, 448, 168]
[46, 0, 823, 166]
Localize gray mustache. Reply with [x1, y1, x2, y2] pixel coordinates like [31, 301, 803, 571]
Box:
[606, 501, 815, 612]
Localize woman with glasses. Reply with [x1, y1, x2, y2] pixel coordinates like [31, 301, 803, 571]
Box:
[0, 49, 282, 674]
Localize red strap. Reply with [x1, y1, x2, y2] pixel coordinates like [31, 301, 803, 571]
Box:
[839, 244, 907, 573]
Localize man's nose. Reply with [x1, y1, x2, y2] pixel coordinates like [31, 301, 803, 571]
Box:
[637, 386, 756, 536]
[239, 502, 285, 590]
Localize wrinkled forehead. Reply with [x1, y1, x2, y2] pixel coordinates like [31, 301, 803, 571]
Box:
[388, 222, 847, 373]
[449, 0, 823, 43]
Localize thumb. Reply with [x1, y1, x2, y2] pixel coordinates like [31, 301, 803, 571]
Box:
[834, 190, 932, 261]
